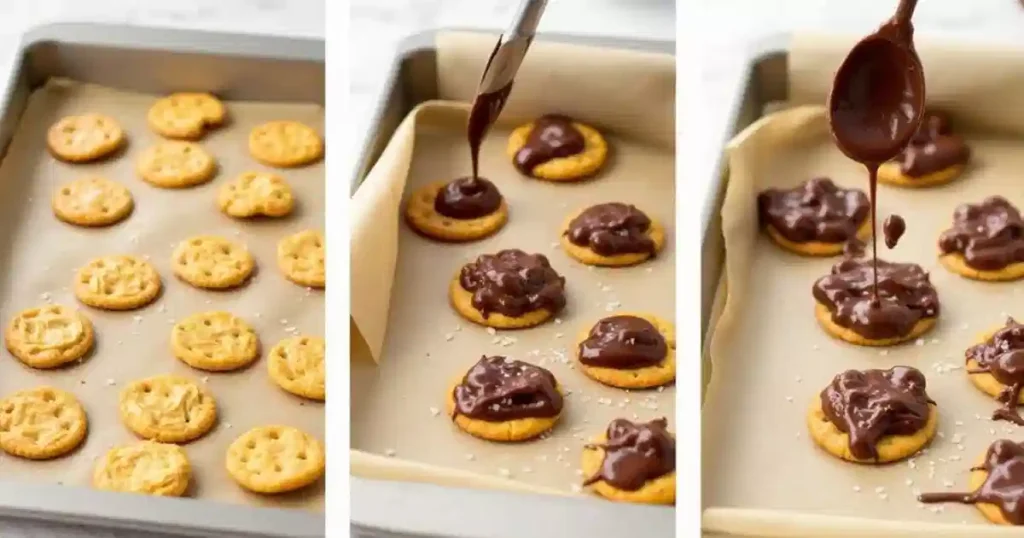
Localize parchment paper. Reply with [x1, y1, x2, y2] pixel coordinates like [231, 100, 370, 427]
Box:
[703, 36, 1024, 535]
[0, 80, 324, 510]
[350, 33, 675, 495]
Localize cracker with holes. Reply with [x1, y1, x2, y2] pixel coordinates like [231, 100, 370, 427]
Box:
[217, 171, 295, 218]
[277, 230, 324, 288]
[171, 312, 260, 372]
[52, 177, 133, 227]
[147, 92, 226, 140]
[75, 255, 162, 310]
[225, 425, 325, 494]
[137, 141, 216, 188]
[4, 305, 94, 369]
[0, 387, 87, 459]
[172, 236, 254, 289]
[47, 114, 124, 162]
[575, 313, 676, 389]
[93, 442, 191, 496]
[248, 121, 323, 167]
[119, 375, 217, 443]
[268, 336, 325, 400]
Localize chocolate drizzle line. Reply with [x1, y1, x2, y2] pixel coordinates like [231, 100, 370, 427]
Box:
[895, 112, 970, 178]
[966, 317, 1024, 425]
[433, 177, 503, 220]
[565, 203, 656, 256]
[938, 196, 1024, 272]
[513, 114, 586, 175]
[452, 356, 562, 422]
[812, 258, 939, 340]
[583, 418, 675, 491]
[757, 177, 869, 244]
[578, 315, 667, 369]
[458, 249, 566, 319]
[819, 366, 933, 461]
[919, 439, 1024, 525]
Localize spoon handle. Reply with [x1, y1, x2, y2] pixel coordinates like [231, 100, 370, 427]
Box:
[894, 0, 918, 26]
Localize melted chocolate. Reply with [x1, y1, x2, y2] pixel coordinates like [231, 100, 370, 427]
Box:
[458, 249, 566, 318]
[578, 315, 667, 369]
[466, 38, 513, 183]
[452, 355, 562, 421]
[812, 258, 939, 340]
[828, 0, 924, 303]
[565, 203, 656, 256]
[433, 177, 503, 219]
[938, 196, 1024, 271]
[966, 317, 1024, 425]
[583, 418, 675, 491]
[513, 114, 586, 175]
[820, 366, 933, 461]
[757, 177, 870, 244]
[919, 439, 1024, 525]
[883, 214, 906, 249]
[896, 112, 970, 178]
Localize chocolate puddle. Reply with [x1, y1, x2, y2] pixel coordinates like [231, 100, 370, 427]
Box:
[578, 315, 667, 369]
[452, 355, 562, 421]
[757, 177, 869, 244]
[583, 418, 675, 491]
[938, 196, 1024, 271]
[966, 317, 1024, 425]
[513, 114, 586, 175]
[565, 203, 656, 256]
[919, 439, 1024, 525]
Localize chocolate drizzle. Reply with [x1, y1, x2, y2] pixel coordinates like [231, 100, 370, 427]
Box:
[452, 356, 563, 422]
[883, 214, 905, 249]
[938, 196, 1024, 271]
[565, 203, 656, 256]
[433, 177, 503, 219]
[757, 177, 870, 244]
[458, 249, 566, 318]
[966, 318, 1024, 425]
[819, 366, 933, 461]
[513, 114, 586, 175]
[578, 316, 667, 369]
[583, 418, 675, 491]
[919, 439, 1024, 525]
[812, 258, 939, 340]
[895, 112, 970, 178]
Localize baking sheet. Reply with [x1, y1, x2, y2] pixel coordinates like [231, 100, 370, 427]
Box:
[703, 36, 1024, 534]
[0, 79, 324, 510]
[350, 32, 675, 495]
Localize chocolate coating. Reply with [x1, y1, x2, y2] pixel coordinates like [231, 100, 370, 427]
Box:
[578, 315, 667, 369]
[583, 418, 675, 491]
[883, 214, 906, 249]
[757, 178, 869, 244]
[938, 196, 1024, 271]
[433, 177, 503, 219]
[452, 356, 562, 422]
[820, 366, 933, 461]
[458, 249, 566, 318]
[919, 439, 1024, 525]
[566, 203, 656, 256]
[895, 112, 970, 178]
[966, 317, 1024, 425]
[812, 258, 939, 340]
[513, 114, 586, 175]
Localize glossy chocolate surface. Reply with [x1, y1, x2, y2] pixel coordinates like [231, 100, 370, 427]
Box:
[938, 196, 1024, 271]
[578, 315, 667, 369]
[566, 203, 656, 256]
[919, 439, 1024, 525]
[433, 177, 503, 219]
[966, 317, 1024, 425]
[757, 177, 869, 244]
[895, 112, 970, 178]
[883, 214, 906, 249]
[452, 355, 562, 421]
[458, 249, 566, 318]
[513, 114, 586, 175]
[583, 418, 675, 491]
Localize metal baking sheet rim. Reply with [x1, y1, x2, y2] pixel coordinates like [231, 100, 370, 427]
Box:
[0, 22, 324, 538]
[350, 28, 676, 538]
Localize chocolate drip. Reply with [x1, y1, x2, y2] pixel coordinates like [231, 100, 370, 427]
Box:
[919, 439, 1024, 525]
[513, 114, 586, 175]
[812, 258, 939, 340]
[938, 196, 1024, 271]
[883, 214, 905, 249]
[896, 112, 970, 178]
[966, 317, 1024, 425]
[819, 366, 933, 461]
[578, 316, 667, 369]
[433, 177, 503, 219]
[452, 356, 563, 421]
[458, 249, 566, 318]
[583, 418, 675, 491]
[757, 177, 870, 244]
[565, 203, 656, 256]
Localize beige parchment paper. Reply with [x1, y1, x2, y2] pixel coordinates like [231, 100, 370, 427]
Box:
[702, 35, 1024, 536]
[0, 80, 324, 510]
[350, 32, 675, 495]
